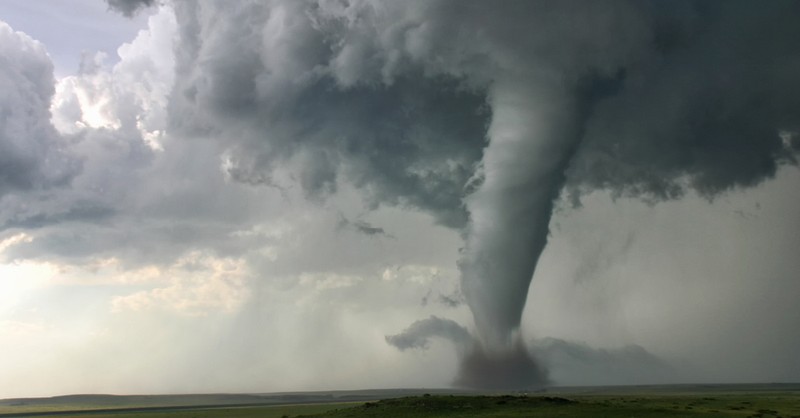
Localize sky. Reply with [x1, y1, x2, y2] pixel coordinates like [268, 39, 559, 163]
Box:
[1, 0, 799, 398]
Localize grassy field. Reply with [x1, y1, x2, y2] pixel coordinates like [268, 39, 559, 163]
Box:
[2, 386, 799, 418]
[307, 393, 800, 417]
[23, 403, 353, 418]
[0, 389, 451, 415]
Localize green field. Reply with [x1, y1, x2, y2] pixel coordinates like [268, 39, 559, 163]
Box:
[308, 393, 800, 417]
[2, 386, 799, 418]
[28, 403, 353, 418]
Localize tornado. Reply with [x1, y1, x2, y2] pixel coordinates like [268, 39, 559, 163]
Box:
[461, 77, 580, 350]
[388, 76, 586, 389]
[448, 75, 581, 387]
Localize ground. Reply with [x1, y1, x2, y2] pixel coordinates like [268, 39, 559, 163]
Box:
[1, 385, 798, 418]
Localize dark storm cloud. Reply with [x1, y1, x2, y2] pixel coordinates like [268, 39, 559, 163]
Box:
[566, 1, 800, 202]
[106, 0, 155, 17]
[163, 0, 800, 388]
[168, 1, 491, 228]
[336, 214, 391, 238]
[437, 293, 461, 308]
[0, 202, 114, 231]
[351, 220, 387, 237]
[3, 0, 799, 392]
[385, 316, 472, 351]
[166, 0, 649, 358]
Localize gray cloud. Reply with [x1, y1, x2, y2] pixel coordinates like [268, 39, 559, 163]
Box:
[386, 319, 675, 388]
[531, 338, 676, 386]
[2, 0, 799, 394]
[0, 201, 114, 231]
[106, 0, 155, 17]
[0, 22, 80, 198]
[161, 0, 800, 389]
[168, 1, 490, 228]
[0, 9, 280, 271]
[385, 316, 472, 352]
[566, 1, 800, 202]
[336, 214, 392, 238]
[437, 293, 461, 308]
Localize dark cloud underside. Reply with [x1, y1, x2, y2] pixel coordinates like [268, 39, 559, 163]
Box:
[164, 0, 800, 388]
[106, 0, 155, 17]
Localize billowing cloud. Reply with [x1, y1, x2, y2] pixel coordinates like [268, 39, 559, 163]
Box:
[161, 0, 800, 389]
[0, 7, 179, 264]
[566, 1, 800, 201]
[168, 1, 490, 228]
[0, 22, 80, 197]
[1, 0, 799, 397]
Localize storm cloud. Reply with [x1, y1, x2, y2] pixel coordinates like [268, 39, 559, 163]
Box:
[106, 0, 155, 17]
[158, 0, 800, 388]
[0, 22, 80, 197]
[1, 0, 799, 396]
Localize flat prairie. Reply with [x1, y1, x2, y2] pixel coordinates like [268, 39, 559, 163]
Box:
[1, 384, 798, 418]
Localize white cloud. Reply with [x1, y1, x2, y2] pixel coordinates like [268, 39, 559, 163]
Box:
[50, 5, 176, 146]
[111, 251, 250, 316]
